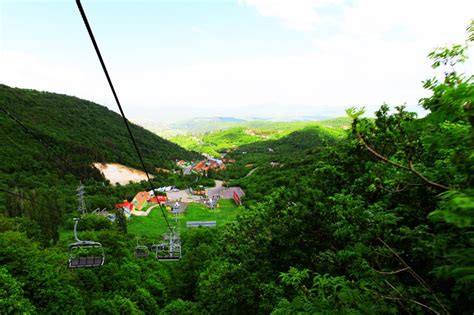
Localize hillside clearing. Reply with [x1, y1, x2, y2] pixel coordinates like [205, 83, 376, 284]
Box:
[93, 162, 152, 185]
[128, 199, 242, 239]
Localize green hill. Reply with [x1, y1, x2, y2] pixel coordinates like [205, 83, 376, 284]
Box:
[170, 118, 350, 156]
[1, 24, 473, 315]
[218, 125, 342, 182]
[168, 116, 351, 134]
[0, 84, 201, 188]
[170, 116, 247, 133]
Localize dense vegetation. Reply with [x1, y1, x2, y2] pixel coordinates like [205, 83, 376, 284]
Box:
[169, 116, 247, 133]
[0, 84, 201, 183]
[170, 118, 349, 157]
[1, 26, 473, 314]
[212, 125, 340, 184]
[169, 116, 351, 134]
[0, 84, 210, 245]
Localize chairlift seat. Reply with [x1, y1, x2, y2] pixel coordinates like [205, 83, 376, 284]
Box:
[69, 256, 104, 268]
[68, 238, 105, 268]
[157, 248, 181, 261]
[134, 251, 149, 258]
[157, 255, 180, 261]
[153, 243, 181, 261]
[134, 245, 149, 258]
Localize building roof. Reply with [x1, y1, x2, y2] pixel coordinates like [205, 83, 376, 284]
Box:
[149, 196, 167, 203]
[115, 200, 134, 211]
[133, 191, 150, 210]
[166, 190, 190, 202]
[193, 159, 226, 172]
[220, 187, 245, 199]
[193, 161, 208, 171]
[206, 186, 225, 198]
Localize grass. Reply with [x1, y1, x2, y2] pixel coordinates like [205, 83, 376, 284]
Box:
[128, 199, 242, 239]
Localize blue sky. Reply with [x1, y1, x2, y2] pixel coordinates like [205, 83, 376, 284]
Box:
[1, 0, 473, 123]
[2, 1, 314, 64]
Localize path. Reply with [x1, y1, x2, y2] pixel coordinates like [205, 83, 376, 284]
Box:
[131, 204, 160, 217]
[245, 166, 260, 177]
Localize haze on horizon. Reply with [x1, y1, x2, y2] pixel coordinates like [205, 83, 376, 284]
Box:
[1, 0, 473, 123]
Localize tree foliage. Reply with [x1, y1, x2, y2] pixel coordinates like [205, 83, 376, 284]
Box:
[0, 23, 473, 314]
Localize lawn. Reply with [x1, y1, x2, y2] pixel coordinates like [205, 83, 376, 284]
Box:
[128, 199, 242, 239]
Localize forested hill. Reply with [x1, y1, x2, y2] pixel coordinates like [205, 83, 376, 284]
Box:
[0, 28, 473, 314]
[0, 84, 201, 183]
[170, 118, 349, 157]
[217, 125, 340, 182]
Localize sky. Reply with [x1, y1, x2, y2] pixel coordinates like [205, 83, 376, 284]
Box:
[0, 0, 473, 124]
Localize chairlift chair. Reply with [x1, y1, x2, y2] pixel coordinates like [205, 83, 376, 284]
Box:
[152, 230, 181, 261]
[68, 218, 105, 268]
[134, 239, 149, 258]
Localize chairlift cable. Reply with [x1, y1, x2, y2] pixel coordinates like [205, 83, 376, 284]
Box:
[75, 0, 173, 232]
[0, 106, 70, 165]
[0, 106, 36, 135]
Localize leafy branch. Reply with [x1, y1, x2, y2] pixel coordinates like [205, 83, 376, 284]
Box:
[356, 132, 450, 191]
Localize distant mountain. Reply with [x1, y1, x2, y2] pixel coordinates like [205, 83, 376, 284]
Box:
[0, 84, 201, 187]
[170, 117, 351, 157]
[166, 115, 346, 134]
[215, 117, 247, 123]
[170, 117, 247, 133]
[215, 125, 343, 186]
[299, 115, 331, 121]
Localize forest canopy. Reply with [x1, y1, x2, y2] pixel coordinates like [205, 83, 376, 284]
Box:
[0, 22, 473, 314]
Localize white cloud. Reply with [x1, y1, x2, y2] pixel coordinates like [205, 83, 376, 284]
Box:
[1, 0, 473, 122]
[0, 50, 115, 109]
[238, 0, 346, 31]
[231, 0, 473, 116]
[239, 0, 474, 40]
[128, 0, 473, 119]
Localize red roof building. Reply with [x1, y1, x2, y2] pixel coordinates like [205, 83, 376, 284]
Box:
[115, 200, 134, 211]
[193, 159, 226, 173]
[149, 195, 167, 204]
[193, 161, 207, 172]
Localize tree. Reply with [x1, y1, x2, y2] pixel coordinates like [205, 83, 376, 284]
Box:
[0, 267, 35, 314]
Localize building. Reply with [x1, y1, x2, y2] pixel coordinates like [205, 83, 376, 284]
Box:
[115, 200, 134, 211]
[114, 201, 134, 219]
[193, 158, 226, 174]
[132, 191, 150, 210]
[149, 195, 167, 204]
[220, 187, 245, 199]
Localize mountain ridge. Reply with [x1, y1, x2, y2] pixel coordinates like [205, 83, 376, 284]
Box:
[0, 84, 201, 187]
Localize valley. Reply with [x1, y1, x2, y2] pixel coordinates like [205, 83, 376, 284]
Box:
[1, 26, 473, 314]
[168, 117, 351, 157]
